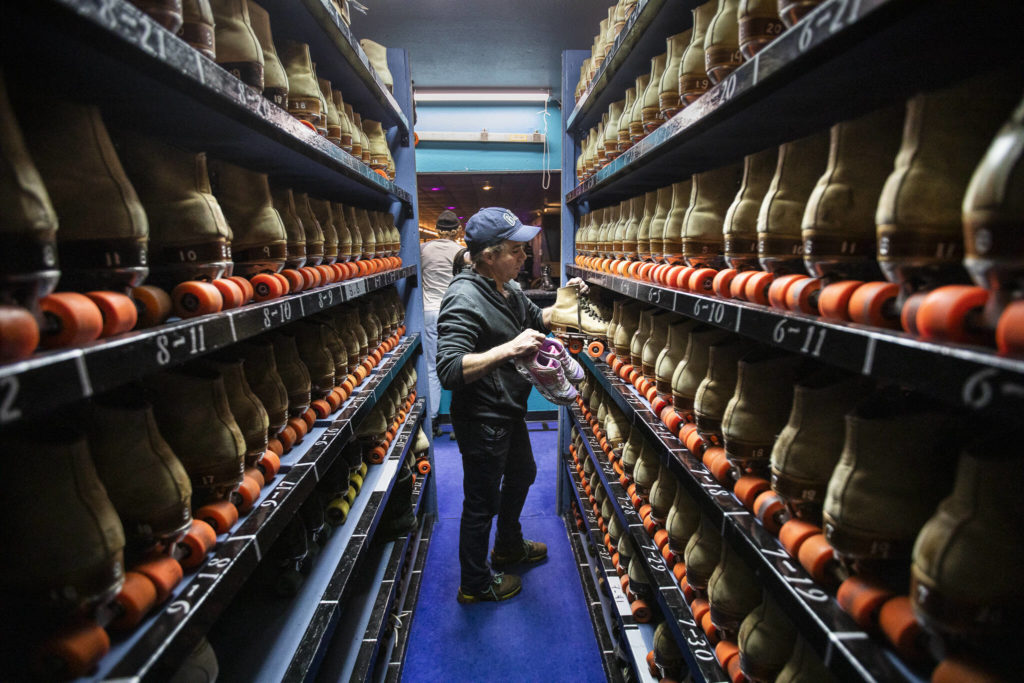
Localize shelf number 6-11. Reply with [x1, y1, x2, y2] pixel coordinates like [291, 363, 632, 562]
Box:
[772, 320, 827, 357]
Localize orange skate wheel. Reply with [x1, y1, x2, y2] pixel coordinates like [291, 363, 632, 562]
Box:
[879, 596, 925, 660]
[330, 263, 347, 281]
[691, 598, 710, 623]
[644, 384, 658, 402]
[661, 544, 675, 565]
[39, 292, 104, 348]
[631, 599, 652, 623]
[615, 260, 629, 277]
[753, 490, 785, 534]
[355, 260, 369, 276]
[417, 458, 431, 475]
[900, 291, 928, 336]
[848, 281, 899, 328]
[707, 448, 733, 484]
[837, 575, 893, 628]
[733, 475, 770, 510]
[660, 406, 681, 432]
[177, 518, 217, 569]
[316, 264, 336, 284]
[288, 416, 309, 438]
[996, 300, 1024, 356]
[130, 285, 173, 328]
[85, 290, 138, 336]
[586, 340, 604, 357]
[654, 528, 669, 549]
[818, 280, 863, 321]
[110, 571, 159, 630]
[779, 519, 821, 557]
[618, 362, 633, 380]
[701, 611, 718, 642]
[651, 395, 669, 415]
[195, 499, 238, 534]
[251, 273, 285, 302]
[628, 368, 640, 385]
[638, 262, 656, 281]
[931, 656, 1004, 683]
[269, 271, 289, 294]
[635, 376, 651, 394]
[785, 276, 822, 315]
[673, 266, 696, 290]
[689, 268, 718, 294]
[0, 305, 40, 361]
[282, 269, 305, 293]
[643, 516, 657, 536]
[296, 267, 316, 289]
[646, 650, 658, 676]
[369, 445, 387, 464]
[626, 261, 642, 279]
[38, 620, 110, 679]
[686, 430, 704, 458]
[298, 119, 317, 133]
[171, 281, 222, 318]
[226, 276, 254, 303]
[361, 357, 375, 374]
[235, 475, 262, 512]
[727, 656, 745, 683]
[638, 503, 653, 521]
[680, 576, 694, 602]
[244, 465, 265, 490]
[917, 285, 989, 344]
[767, 273, 807, 310]
[307, 266, 325, 287]
[326, 390, 342, 412]
[715, 640, 739, 669]
[371, 347, 384, 364]
[134, 555, 183, 602]
[211, 278, 244, 310]
[797, 533, 836, 583]
[729, 270, 758, 302]
[302, 407, 316, 429]
[311, 398, 331, 419]
[740, 270, 773, 305]
[267, 437, 284, 457]
[277, 424, 297, 452]
[713, 269, 738, 298]
[258, 450, 280, 481]
[673, 562, 686, 582]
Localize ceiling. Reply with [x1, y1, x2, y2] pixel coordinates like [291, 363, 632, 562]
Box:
[351, 0, 610, 95]
[417, 171, 561, 230]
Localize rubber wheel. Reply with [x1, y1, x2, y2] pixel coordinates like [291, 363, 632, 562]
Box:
[258, 450, 281, 481]
[131, 285, 173, 327]
[587, 340, 604, 357]
[715, 640, 739, 669]
[638, 262, 656, 281]
[110, 571, 159, 630]
[879, 596, 925, 660]
[39, 292, 104, 348]
[567, 338, 584, 354]
[235, 475, 262, 512]
[226, 276, 255, 303]
[134, 555, 183, 602]
[996, 300, 1024, 356]
[661, 544, 675, 565]
[211, 278, 244, 310]
[848, 281, 900, 328]
[618, 363, 634, 380]
[38, 620, 110, 679]
[178, 519, 217, 569]
[631, 599, 652, 623]
[689, 268, 718, 294]
[733, 475, 770, 510]
[417, 458, 431, 475]
[797, 533, 836, 583]
[368, 445, 387, 464]
[653, 528, 669, 549]
[0, 305, 40, 361]
[701, 610, 718, 643]
[753, 490, 785, 534]
[171, 281, 223, 318]
[702, 446, 729, 482]
[312, 398, 331, 419]
[768, 273, 807, 310]
[837, 575, 893, 628]
[673, 267, 696, 291]
[326, 497, 350, 525]
[326, 390, 342, 412]
[779, 519, 821, 557]
[817, 280, 863, 321]
[785, 276, 822, 314]
[661, 407, 682, 433]
[901, 291, 928, 336]
[277, 424, 297, 452]
[282, 269, 305, 293]
[916, 285, 988, 344]
[644, 384, 658, 402]
[713, 269, 738, 298]
[661, 265, 681, 287]
[288, 416, 309, 439]
[196, 499, 239, 533]
[251, 272, 284, 302]
[316, 264, 336, 284]
[85, 290, 138, 336]
[742, 270, 774, 305]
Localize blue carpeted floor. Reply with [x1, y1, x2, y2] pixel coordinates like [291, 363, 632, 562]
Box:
[402, 421, 605, 682]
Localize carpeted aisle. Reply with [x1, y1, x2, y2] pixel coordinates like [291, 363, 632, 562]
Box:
[401, 421, 605, 682]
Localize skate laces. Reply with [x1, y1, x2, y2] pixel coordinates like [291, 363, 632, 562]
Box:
[580, 297, 608, 323]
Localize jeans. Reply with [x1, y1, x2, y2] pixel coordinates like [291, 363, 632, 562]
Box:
[453, 418, 537, 592]
[423, 309, 441, 422]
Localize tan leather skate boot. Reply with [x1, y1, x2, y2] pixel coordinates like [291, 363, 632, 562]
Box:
[294, 193, 324, 266]
[342, 204, 363, 262]
[723, 147, 777, 277]
[272, 331, 313, 427]
[683, 163, 743, 286]
[680, 1, 717, 105]
[617, 87, 637, 154]
[666, 484, 700, 558]
[269, 187, 307, 270]
[354, 113, 372, 164]
[629, 307, 659, 369]
[738, 591, 797, 682]
[211, 0, 264, 91]
[293, 320, 336, 404]
[655, 318, 698, 413]
[308, 198, 338, 266]
[693, 338, 755, 447]
[641, 310, 672, 382]
[778, 0, 823, 27]
[632, 439, 660, 503]
[670, 325, 730, 421]
[705, 0, 742, 85]
[316, 78, 341, 147]
[331, 90, 354, 154]
[641, 53, 668, 134]
[738, 0, 785, 58]
[613, 300, 642, 359]
[331, 202, 353, 263]
[179, 0, 215, 60]
[620, 425, 645, 481]
[247, 1, 287, 108]
[649, 464, 677, 525]
[775, 636, 836, 683]
[646, 185, 672, 264]
[363, 119, 389, 172]
[359, 39, 394, 92]
[595, 117, 608, 170]
[663, 178, 692, 265]
[550, 285, 610, 342]
[660, 30, 691, 120]
[636, 190, 658, 262]
[629, 74, 651, 145]
[604, 99, 626, 162]
[129, 0, 183, 31]
[708, 542, 762, 640]
[208, 159, 287, 277]
[238, 338, 289, 439]
[684, 513, 722, 596]
[355, 207, 377, 259]
[280, 41, 323, 131]
[200, 356, 270, 469]
[653, 621, 686, 680]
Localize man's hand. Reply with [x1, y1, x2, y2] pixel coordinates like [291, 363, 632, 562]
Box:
[566, 276, 589, 295]
[503, 329, 546, 359]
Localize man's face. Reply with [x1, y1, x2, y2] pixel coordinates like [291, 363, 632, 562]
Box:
[488, 240, 528, 282]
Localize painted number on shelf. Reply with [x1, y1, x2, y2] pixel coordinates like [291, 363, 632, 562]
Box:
[262, 300, 294, 329]
[259, 478, 296, 508]
[0, 377, 21, 424]
[961, 367, 1024, 409]
[760, 547, 830, 603]
[798, 0, 864, 52]
[647, 287, 662, 304]
[719, 72, 739, 102]
[344, 279, 367, 299]
[692, 299, 727, 325]
[316, 288, 336, 309]
[772, 320, 827, 357]
[155, 324, 208, 365]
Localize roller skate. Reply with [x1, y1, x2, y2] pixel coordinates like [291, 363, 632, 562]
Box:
[678, 162, 743, 294]
[738, 0, 786, 58]
[549, 284, 610, 357]
[280, 40, 324, 134]
[641, 54, 668, 135]
[211, 0, 264, 92]
[679, 2, 716, 107]
[705, 0, 743, 86]
[646, 184, 674, 276]
[270, 517, 314, 597]
[708, 543, 762, 643]
[179, 0, 216, 60]
[632, 190, 658, 274]
[683, 513, 723, 616]
[669, 325, 730, 431]
[237, 338, 292, 457]
[693, 337, 756, 483]
[653, 318, 698, 420]
[271, 330, 314, 447]
[714, 147, 776, 301]
[307, 197, 342, 286]
[292, 319, 337, 421]
[248, 0, 287, 109]
[737, 591, 797, 682]
[778, 0, 823, 27]
[659, 30, 691, 122]
[293, 192, 329, 289]
[269, 186, 310, 293]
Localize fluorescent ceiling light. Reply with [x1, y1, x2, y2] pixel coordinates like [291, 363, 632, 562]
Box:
[414, 89, 550, 103]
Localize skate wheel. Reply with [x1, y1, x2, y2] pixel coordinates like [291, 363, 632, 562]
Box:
[282, 269, 305, 293]
[131, 285, 173, 327]
[753, 490, 785, 534]
[288, 416, 309, 439]
[703, 446, 731, 484]
[85, 290, 138, 336]
[179, 519, 217, 568]
[618, 362, 633, 380]
[316, 264, 336, 284]
[837, 576, 893, 628]
[638, 262, 657, 281]
[417, 458, 431, 475]
[660, 407, 682, 433]
[727, 656, 745, 683]
[779, 519, 821, 557]
[235, 475, 262, 512]
[701, 611, 718, 642]
[996, 300, 1024, 356]
[327, 496, 350, 525]
[586, 340, 604, 357]
[932, 656, 1004, 683]
[653, 528, 669, 550]
[644, 384, 658, 403]
[681, 423, 703, 455]
[796, 533, 835, 583]
[172, 281, 223, 318]
[37, 620, 109, 679]
[848, 281, 899, 328]
[673, 266, 696, 290]
[134, 555, 183, 602]
[330, 263, 348, 281]
[636, 376, 651, 394]
[733, 475, 770, 510]
[39, 292, 104, 348]
[638, 503, 652, 521]
[900, 292, 928, 336]
[110, 571, 159, 629]
[211, 278, 244, 310]
[251, 272, 285, 302]
[326, 390, 342, 412]
[917, 285, 988, 344]
[244, 464, 266, 490]
[691, 598, 710, 623]
[673, 562, 687, 583]
[0, 305, 40, 361]
[689, 268, 718, 294]
[226, 276, 255, 303]
[631, 599, 652, 622]
[767, 273, 807, 310]
[369, 445, 388, 464]
[626, 261, 643, 279]
[661, 544, 675, 565]
[712, 269, 738, 298]
[879, 596, 925, 660]
[628, 368, 640, 385]
[196, 499, 238, 534]
[651, 395, 669, 416]
[663, 265, 683, 287]
[278, 424, 298, 452]
[567, 338, 584, 354]
[715, 640, 739, 669]
[311, 398, 331, 419]
[817, 280, 863, 321]
[740, 270, 773, 305]
[785, 276, 822, 315]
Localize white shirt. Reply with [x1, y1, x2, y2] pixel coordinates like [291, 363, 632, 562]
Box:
[420, 238, 464, 311]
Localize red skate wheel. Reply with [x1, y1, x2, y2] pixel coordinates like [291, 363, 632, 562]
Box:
[673, 266, 696, 290]
[767, 273, 807, 309]
[38, 620, 110, 678]
[733, 475, 770, 510]
[631, 599, 652, 623]
[848, 281, 899, 328]
[689, 268, 718, 294]
[110, 571, 159, 630]
[837, 575, 893, 628]
[713, 269, 738, 298]
[587, 340, 604, 357]
[235, 475, 262, 512]
[879, 596, 925, 660]
[753, 490, 785, 534]
[311, 398, 331, 419]
[996, 300, 1024, 356]
[785, 276, 822, 315]
[741, 270, 773, 305]
[917, 285, 988, 344]
[226, 276, 254, 303]
[211, 278, 244, 310]
[304, 266, 323, 288]
[779, 519, 821, 557]
[85, 290, 138, 336]
[134, 555, 183, 603]
[282, 269, 305, 293]
[171, 281, 222, 318]
[417, 458, 431, 475]
[797, 533, 836, 583]
[901, 291, 928, 336]
[39, 292, 104, 348]
[0, 305, 40, 361]
[715, 640, 739, 669]
[818, 280, 863, 321]
[196, 499, 238, 534]
[251, 273, 284, 302]
[302, 407, 316, 429]
[130, 285, 173, 328]
[258, 450, 281, 481]
[329, 263, 346, 281]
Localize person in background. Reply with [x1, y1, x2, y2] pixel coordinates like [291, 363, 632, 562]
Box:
[420, 210, 464, 437]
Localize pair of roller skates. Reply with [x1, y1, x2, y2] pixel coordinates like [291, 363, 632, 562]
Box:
[548, 284, 610, 357]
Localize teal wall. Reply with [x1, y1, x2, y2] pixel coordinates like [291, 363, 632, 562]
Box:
[415, 102, 561, 172]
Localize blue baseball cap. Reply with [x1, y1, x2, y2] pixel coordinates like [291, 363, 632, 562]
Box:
[464, 207, 540, 254]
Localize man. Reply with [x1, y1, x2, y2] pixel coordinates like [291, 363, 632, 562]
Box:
[420, 210, 464, 437]
[436, 206, 585, 603]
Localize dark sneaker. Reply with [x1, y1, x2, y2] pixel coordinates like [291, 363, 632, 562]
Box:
[491, 539, 548, 569]
[456, 572, 522, 603]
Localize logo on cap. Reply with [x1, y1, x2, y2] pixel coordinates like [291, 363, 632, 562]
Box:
[502, 210, 517, 226]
